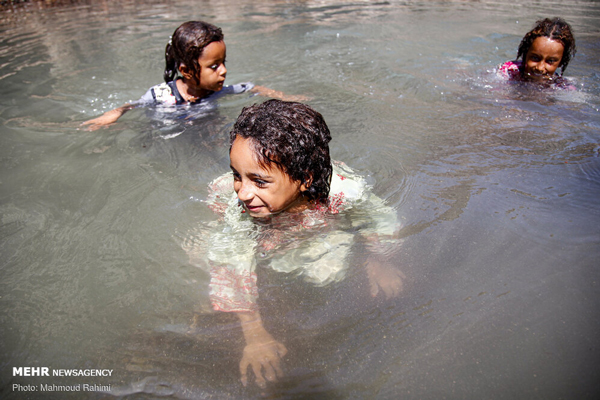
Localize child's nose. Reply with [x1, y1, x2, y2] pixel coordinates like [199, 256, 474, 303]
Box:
[237, 181, 253, 201]
[534, 63, 546, 74]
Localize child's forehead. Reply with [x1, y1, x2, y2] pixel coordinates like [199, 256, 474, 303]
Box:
[529, 37, 565, 52]
[231, 136, 291, 176]
[198, 40, 226, 60]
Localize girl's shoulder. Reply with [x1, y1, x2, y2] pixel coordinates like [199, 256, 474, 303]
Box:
[139, 81, 182, 105]
[497, 60, 522, 80]
[330, 161, 366, 198]
[322, 161, 368, 214]
[207, 172, 235, 216]
[203, 82, 255, 102]
[551, 76, 577, 91]
[220, 82, 255, 95]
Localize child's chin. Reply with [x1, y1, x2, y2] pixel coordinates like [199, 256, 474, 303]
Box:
[524, 72, 553, 83]
[245, 208, 271, 218]
[248, 213, 272, 221]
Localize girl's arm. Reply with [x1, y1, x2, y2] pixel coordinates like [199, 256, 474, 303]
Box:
[250, 85, 311, 102]
[206, 263, 287, 388]
[364, 237, 405, 299]
[196, 188, 288, 388]
[80, 103, 136, 131]
[356, 190, 405, 298]
[236, 310, 287, 388]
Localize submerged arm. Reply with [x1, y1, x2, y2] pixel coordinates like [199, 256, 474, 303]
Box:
[364, 236, 405, 299]
[358, 191, 406, 298]
[251, 85, 311, 102]
[207, 257, 287, 388]
[80, 103, 136, 131]
[237, 310, 287, 388]
[208, 262, 287, 388]
[198, 190, 287, 388]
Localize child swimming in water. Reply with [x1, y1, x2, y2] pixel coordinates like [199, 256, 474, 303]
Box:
[183, 100, 404, 388]
[82, 21, 304, 130]
[498, 17, 576, 86]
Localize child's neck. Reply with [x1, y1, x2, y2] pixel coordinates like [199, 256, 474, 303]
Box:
[283, 194, 312, 214]
[254, 195, 312, 221]
[176, 78, 210, 102]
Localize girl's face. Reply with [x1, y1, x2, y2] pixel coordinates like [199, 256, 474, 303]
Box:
[523, 37, 564, 82]
[190, 40, 227, 92]
[230, 137, 309, 218]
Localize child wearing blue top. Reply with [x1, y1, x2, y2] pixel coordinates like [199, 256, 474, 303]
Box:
[82, 21, 304, 130]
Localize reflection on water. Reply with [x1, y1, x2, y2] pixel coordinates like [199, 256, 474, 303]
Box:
[1, 0, 599, 399]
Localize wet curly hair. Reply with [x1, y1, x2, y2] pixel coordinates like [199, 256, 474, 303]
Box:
[164, 21, 224, 84]
[516, 17, 576, 75]
[229, 100, 333, 203]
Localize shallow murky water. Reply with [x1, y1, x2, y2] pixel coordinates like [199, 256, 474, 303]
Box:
[1, 0, 599, 399]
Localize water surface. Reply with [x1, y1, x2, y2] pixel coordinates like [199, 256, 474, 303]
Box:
[1, 0, 599, 398]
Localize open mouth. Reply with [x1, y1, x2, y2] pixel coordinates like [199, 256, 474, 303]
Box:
[525, 72, 554, 82]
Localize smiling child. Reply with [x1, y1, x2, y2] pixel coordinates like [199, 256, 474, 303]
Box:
[183, 100, 405, 388]
[498, 18, 576, 86]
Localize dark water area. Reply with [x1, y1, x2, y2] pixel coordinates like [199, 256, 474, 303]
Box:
[1, 0, 599, 399]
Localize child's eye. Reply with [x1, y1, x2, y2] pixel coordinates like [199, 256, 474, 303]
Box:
[254, 180, 267, 188]
[232, 172, 241, 181]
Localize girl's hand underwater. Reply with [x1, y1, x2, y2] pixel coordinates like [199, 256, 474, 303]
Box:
[240, 335, 287, 388]
[237, 311, 288, 388]
[366, 256, 405, 299]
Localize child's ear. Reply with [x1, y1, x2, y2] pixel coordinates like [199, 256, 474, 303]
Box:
[300, 175, 313, 192]
[178, 64, 193, 80]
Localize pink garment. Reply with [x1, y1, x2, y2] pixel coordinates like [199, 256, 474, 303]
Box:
[497, 60, 522, 80]
[210, 265, 259, 312]
[496, 60, 575, 90]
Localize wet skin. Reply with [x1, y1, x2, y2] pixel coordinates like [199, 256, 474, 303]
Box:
[230, 136, 309, 218]
[177, 40, 227, 100]
[523, 37, 564, 82]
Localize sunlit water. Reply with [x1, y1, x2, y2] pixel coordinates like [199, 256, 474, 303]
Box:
[1, 1, 599, 399]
